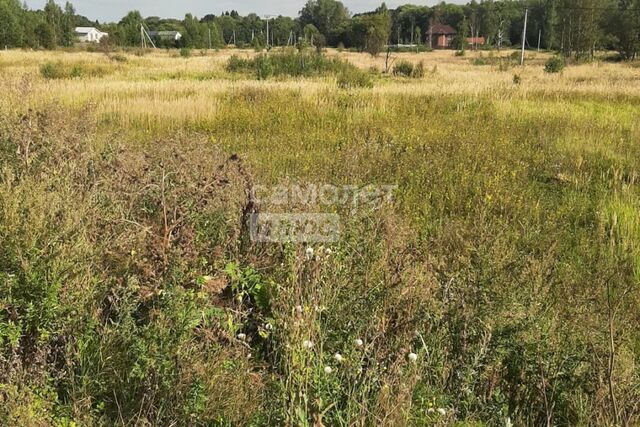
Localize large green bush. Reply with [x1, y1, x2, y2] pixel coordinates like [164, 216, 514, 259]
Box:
[545, 56, 566, 73]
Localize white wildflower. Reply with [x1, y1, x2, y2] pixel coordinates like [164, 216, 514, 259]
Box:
[334, 353, 343, 363]
[324, 366, 333, 374]
[303, 340, 314, 349]
[295, 305, 304, 315]
[408, 352, 418, 362]
[437, 408, 446, 416]
[237, 333, 246, 341]
[354, 338, 364, 347]
[305, 247, 314, 261]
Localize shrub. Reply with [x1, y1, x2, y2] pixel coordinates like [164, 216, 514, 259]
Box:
[69, 65, 85, 78]
[545, 56, 565, 73]
[40, 62, 66, 79]
[513, 73, 522, 84]
[412, 60, 425, 78]
[336, 68, 373, 89]
[180, 48, 191, 58]
[225, 55, 252, 73]
[392, 60, 424, 79]
[254, 55, 273, 80]
[392, 60, 414, 77]
[225, 50, 359, 80]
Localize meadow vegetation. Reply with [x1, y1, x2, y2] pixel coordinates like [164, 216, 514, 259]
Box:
[1, 47, 640, 426]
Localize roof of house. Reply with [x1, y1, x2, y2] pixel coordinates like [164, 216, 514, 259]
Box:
[431, 24, 457, 35]
[75, 27, 101, 34]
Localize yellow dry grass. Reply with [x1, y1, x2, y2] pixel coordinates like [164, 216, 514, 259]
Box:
[1, 48, 638, 133]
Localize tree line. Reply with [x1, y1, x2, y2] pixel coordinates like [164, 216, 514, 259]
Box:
[1, 0, 639, 59]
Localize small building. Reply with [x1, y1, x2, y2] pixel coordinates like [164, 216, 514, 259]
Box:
[430, 24, 457, 49]
[148, 31, 183, 44]
[75, 27, 108, 43]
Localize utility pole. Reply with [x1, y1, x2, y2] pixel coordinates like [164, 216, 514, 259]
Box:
[537, 29, 541, 52]
[264, 15, 275, 49]
[520, 8, 528, 66]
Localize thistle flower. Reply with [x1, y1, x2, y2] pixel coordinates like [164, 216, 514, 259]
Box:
[354, 338, 364, 347]
[324, 366, 333, 374]
[334, 353, 343, 363]
[408, 352, 418, 362]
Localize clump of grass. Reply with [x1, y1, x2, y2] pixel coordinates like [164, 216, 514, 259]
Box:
[392, 60, 414, 77]
[40, 61, 66, 79]
[392, 60, 425, 78]
[180, 48, 191, 58]
[40, 61, 109, 79]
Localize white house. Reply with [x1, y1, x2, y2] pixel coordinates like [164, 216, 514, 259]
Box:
[75, 27, 108, 43]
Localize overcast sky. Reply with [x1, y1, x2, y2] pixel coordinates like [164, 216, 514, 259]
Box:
[26, 0, 464, 23]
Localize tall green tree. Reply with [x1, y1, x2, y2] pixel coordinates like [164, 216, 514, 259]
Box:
[0, 0, 24, 48]
[44, 0, 63, 46]
[608, 0, 640, 59]
[299, 0, 350, 44]
[182, 13, 207, 48]
[350, 11, 391, 55]
[35, 21, 56, 49]
[61, 2, 75, 46]
[119, 10, 143, 46]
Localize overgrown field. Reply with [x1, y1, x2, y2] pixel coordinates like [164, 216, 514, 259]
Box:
[1, 48, 640, 426]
